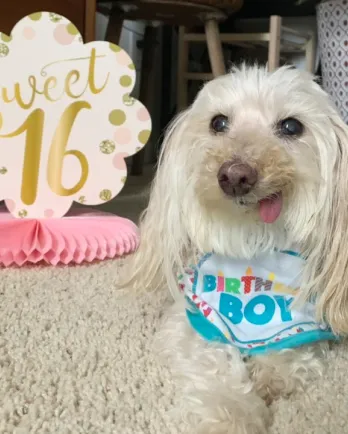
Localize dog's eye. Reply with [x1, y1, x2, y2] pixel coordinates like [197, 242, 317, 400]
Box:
[278, 118, 304, 137]
[210, 115, 229, 133]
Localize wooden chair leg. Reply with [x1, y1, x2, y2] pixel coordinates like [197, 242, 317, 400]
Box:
[268, 15, 282, 72]
[177, 26, 189, 111]
[84, 0, 96, 42]
[131, 26, 158, 176]
[204, 19, 226, 77]
[305, 33, 316, 73]
[105, 7, 124, 45]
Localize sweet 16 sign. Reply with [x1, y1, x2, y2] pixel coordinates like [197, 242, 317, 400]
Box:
[0, 12, 151, 219]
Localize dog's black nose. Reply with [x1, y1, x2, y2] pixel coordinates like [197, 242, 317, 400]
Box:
[218, 160, 258, 197]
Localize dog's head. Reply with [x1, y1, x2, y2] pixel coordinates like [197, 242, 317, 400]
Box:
[129, 65, 348, 334]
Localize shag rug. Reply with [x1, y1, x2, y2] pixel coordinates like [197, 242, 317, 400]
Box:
[1, 259, 348, 434]
[0, 180, 347, 433]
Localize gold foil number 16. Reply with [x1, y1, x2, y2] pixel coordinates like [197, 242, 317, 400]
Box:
[0, 101, 90, 205]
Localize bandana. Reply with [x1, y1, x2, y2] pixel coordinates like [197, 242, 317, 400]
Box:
[179, 250, 337, 355]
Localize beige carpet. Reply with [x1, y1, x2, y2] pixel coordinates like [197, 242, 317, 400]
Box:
[1, 172, 348, 434]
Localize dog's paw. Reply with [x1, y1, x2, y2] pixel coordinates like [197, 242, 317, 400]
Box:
[182, 397, 271, 434]
[248, 345, 326, 405]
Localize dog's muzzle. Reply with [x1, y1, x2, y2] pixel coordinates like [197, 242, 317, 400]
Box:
[217, 159, 258, 197]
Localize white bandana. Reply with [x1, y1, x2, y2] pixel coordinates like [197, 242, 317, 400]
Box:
[179, 250, 337, 355]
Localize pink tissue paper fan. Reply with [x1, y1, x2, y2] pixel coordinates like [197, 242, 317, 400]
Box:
[0, 205, 139, 266]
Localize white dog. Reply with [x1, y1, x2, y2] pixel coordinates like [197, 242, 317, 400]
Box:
[125, 65, 348, 433]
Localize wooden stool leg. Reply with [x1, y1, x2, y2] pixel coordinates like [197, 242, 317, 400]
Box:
[204, 19, 226, 77]
[105, 7, 124, 45]
[268, 15, 282, 72]
[131, 26, 158, 176]
[305, 33, 316, 73]
[177, 26, 189, 111]
[268, 15, 282, 71]
[84, 0, 96, 42]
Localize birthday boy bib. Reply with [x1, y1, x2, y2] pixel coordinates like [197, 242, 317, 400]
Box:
[179, 251, 337, 355]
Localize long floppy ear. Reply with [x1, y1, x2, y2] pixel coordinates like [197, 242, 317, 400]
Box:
[311, 112, 348, 334]
[119, 110, 191, 299]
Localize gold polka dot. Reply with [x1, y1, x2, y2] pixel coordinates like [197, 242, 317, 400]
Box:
[123, 94, 135, 106]
[121, 176, 126, 184]
[99, 189, 112, 201]
[0, 167, 7, 174]
[0, 43, 9, 57]
[128, 63, 135, 70]
[1, 34, 11, 43]
[138, 130, 151, 145]
[78, 195, 86, 204]
[29, 12, 42, 21]
[109, 110, 126, 126]
[18, 209, 28, 218]
[99, 140, 116, 154]
[49, 13, 63, 23]
[67, 23, 79, 35]
[120, 75, 132, 87]
[110, 43, 121, 52]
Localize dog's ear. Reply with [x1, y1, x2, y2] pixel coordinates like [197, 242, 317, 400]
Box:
[119, 110, 191, 298]
[314, 112, 348, 334]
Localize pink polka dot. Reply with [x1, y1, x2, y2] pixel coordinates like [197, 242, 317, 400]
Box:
[44, 209, 54, 218]
[113, 153, 129, 170]
[53, 24, 75, 45]
[137, 107, 150, 122]
[114, 128, 132, 145]
[5, 199, 15, 212]
[23, 27, 36, 40]
[116, 50, 131, 66]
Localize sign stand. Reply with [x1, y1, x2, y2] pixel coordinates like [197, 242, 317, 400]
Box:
[0, 12, 151, 266]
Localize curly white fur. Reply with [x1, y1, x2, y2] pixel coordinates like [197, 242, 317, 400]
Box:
[124, 65, 348, 433]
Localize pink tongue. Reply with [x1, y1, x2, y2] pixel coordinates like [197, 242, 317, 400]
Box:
[259, 194, 283, 224]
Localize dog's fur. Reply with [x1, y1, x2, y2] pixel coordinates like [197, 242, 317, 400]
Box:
[124, 65, 348, 433]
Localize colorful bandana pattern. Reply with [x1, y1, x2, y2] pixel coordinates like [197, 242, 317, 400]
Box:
[179, 251, 337, 355]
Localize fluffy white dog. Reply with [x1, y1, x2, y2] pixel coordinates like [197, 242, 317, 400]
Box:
[125, 65, 348, 433]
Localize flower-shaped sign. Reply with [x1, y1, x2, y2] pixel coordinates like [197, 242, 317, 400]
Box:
[0, 12, 151, 218]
